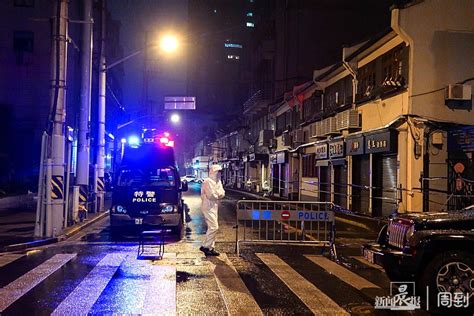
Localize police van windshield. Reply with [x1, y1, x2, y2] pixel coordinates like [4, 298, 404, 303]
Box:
[117, 167, 177, 187]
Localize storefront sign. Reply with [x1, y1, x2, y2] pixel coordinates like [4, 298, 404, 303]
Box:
[270, 153, 277, 164]
[329, 140, 345, 158]
[365, 129, 397, 154]
[242, 156, 248, 163]
[315, 143, 328, 160]
[276, 151, 287, 164]
[448, 127, 474, 152]
[249, 153, 269, 162]
[346, 136, 364, 155]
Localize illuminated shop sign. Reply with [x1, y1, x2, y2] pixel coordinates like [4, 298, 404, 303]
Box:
[365, 129, 397, 154]
[315, 143, 328, 160]
[346, 136, 364, 155]
[329, 140, 345, 158]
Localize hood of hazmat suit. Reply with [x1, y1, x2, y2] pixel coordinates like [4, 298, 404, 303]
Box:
[201, 165, 225, 208]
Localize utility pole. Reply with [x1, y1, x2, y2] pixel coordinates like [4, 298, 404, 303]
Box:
[48, 0, 69, 236]
[95, 0, 107, 212]
[76, 0, 93, 219]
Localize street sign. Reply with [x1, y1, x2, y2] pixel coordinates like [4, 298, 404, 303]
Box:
[281, 210, 290, 220]
[238, 209, 333, 222]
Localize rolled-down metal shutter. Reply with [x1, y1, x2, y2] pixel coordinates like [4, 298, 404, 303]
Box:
[319, 166, 330, 202]
[352, 155, 370, 215]
[333, 165, 347, 209]
[380, 154, 398, 217]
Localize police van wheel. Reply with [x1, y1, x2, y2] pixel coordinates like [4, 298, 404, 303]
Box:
[420, 251, 474, 311]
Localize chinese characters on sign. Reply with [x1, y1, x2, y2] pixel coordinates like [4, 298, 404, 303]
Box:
[315, 143, 328, 160]
[329, 140, 344, 158]
[132, 191, 157, 203]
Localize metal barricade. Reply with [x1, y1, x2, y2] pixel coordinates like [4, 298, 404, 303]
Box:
[235, 200, 337, 258]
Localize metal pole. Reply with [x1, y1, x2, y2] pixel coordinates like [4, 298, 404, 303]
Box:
[77, 0, 93, 207]
[64, 140, 72, 227]
[95, 0, 107, 212]
[48, 0, 68, 236]
[34, 132, 48, 237]
[46, 159, 53, 236]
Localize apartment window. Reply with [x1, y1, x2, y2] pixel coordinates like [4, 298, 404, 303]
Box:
[247, 12, 253, 17]
[276, 113, 286, 136]
[246, 22, 255, 28]
[14, 0, 34, 7]
[227, 54, 240, 60]
[381, 44, 407, 88]
[358, 61, 376, 98]
[302, 154, 316, 177]
[13, 31, 34, 65]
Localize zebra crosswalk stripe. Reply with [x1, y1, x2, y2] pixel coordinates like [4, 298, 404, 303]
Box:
[141, 265, 177, 315]
[257, 253, 349, 316]
[52, 253, 127, 315]
[305, 255, 381, 298]
[0, 253, 77, 312]
[213, 253, 263, 316]
[351, 256, 385, 271]
[0, 254, 25, 268]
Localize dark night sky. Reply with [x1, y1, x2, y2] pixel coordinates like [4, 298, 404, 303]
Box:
[109, 0, 394, 123]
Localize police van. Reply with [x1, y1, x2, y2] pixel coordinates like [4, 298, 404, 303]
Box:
[110, 134, 188, 236]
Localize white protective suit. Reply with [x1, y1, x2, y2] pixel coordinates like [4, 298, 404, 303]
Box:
[201, 165, 225, 249]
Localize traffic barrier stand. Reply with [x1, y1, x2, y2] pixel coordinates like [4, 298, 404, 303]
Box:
[235, 200, 337, 260]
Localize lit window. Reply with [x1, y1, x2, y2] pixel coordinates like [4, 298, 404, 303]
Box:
[213, 9, 217, 13]
[224, 43, 243, 49]
[246, 22, 255, 28]
[247, 12, 253, 17]
[227, 55, 240, 60]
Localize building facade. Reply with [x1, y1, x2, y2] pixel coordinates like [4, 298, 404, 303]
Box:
[211, 0, 474, 216]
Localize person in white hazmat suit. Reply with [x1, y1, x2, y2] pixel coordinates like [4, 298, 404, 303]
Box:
[199, 164, 225, 256]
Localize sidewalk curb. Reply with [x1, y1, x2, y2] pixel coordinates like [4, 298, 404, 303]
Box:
[2, 237, 59, 252]
[61, 210, 110, 239]
[225, 188, 387, 232]
[0, 211, 110, 253]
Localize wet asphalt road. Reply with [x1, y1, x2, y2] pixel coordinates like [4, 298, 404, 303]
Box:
[0, 183, 429, 315]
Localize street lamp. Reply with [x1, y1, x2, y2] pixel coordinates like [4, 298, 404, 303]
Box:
[170, 113, 180, 124]
[160, 34, 179, 54]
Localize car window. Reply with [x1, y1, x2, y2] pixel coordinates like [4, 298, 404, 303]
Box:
[118, 167, 177, 187]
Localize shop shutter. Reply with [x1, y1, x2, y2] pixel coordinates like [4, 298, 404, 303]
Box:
[333, 165, 347, 209]
[380, 155, 398, 216]
[319, 166, 330, 202]
[352, 155, 370, 214]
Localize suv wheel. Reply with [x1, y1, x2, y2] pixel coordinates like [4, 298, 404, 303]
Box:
[420, 251, 474, 311]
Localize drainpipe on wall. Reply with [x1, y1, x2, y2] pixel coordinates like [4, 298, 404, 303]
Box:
[342, 47, 358, 110]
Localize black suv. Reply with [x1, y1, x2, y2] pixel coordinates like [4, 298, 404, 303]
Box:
[362, 206, 474, 310]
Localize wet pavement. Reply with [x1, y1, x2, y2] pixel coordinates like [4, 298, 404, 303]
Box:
[0, 183, 433, 315]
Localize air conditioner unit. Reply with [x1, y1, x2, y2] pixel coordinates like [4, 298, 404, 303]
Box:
[446, 84, 472, 101]
[310, 121, 322, 138]
[323, 117, 338, 135]
[336, 109, 361, 130]
[282, 133, 292, 147]
[258, 129, 275, 146]
[293, 129, 304, 144]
